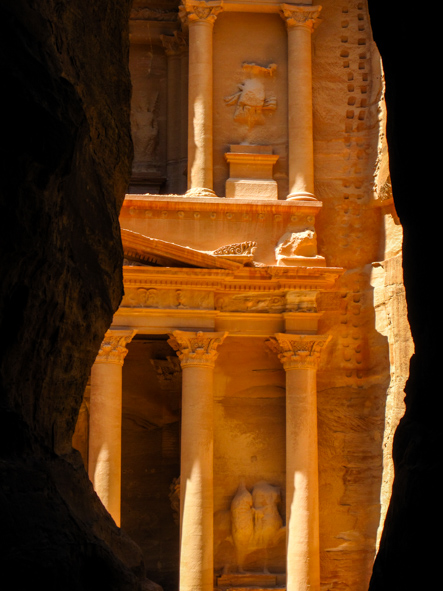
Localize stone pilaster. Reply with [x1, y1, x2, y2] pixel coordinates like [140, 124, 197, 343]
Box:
[269, 332, 330, 591]
[168, 330, 227, 591]
[88, 329, 136, 527]
[179, 1, 223, 196]
[280, 4, 322, 201]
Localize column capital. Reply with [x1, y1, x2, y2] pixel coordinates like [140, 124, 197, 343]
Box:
[280, 4, 322, 32]
[168, 330, 227, 368]
[268, 333, 330, 370]
[179, 0, 223, 25]
[161, 32, 183, 57]
[95, 329, 136, 366]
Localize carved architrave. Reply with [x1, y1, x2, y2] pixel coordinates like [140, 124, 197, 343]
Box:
[267, 333, 330, 370]
[285, 290, 318, 313]
[168, 330, 227, 367]
[95, 330, 137, 366]
[280, 4, 322, 32]
[179, 0, 223, 25]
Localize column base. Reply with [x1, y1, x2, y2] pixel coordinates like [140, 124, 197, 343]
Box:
[286, 191, 318, 201]
[185, 187, 217, 198]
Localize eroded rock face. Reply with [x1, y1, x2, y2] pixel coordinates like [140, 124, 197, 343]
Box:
[368, 2, 439, 590]
[0, 1, 159, 588]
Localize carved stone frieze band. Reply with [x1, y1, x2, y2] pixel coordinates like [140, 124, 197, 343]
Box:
[168, 330, 228, 367]
[279, 4, 322, 31]
[95, 330, 137, 366]
[268, 333, 330, 370]
[179, 0, 223, 25]
[213, 241, 257, 256]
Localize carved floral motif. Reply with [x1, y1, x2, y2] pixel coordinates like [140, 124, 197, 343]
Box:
[168, 330, 227, 367]
[267, 333, 330, 370]
[213, 241, 257, 256]
[179, 0, 223, 25]
[280, 4, 322, 31]
[96, 331, 136, 365]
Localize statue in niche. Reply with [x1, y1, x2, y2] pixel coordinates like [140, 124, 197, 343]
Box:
[231, 481, 284, 573]
[224, 63, 277, 129]
[131, 91, 159, 164]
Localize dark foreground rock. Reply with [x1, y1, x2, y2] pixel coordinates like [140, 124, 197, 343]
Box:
[0, 1, 160, 588]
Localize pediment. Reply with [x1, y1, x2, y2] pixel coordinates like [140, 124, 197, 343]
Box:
[121, 229, 242, 270]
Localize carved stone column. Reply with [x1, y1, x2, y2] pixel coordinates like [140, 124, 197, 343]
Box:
[179, 0, 223, 197]
[269, 333, 330, 591]
[168, 330, 227, 591]
[161, 32, 183, 194]
[280, 5, 322, 201]
[88, 329, 136, 526]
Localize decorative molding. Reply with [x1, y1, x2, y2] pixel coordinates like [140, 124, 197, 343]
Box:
[267, 333, 330, 370]
[95, 330, 137, 366]
[168, 330, 228, 367]
[213, 241, 257, 256]
[121, 287, 214, 310]
[279, 4, 322, 32]
[179, 0, 223, 25]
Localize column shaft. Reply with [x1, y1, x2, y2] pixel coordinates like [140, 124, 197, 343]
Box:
[168, 330, 227, 591]
[180, 363, 214, 591]
[269, 333, 330, 591]
[281, 5, 322, 201]
[180, 1, 222, 196]
[88, 330, 135, 527]
[188, 20, 214, 193]
[89, 361, 123, 524]
[285, 366, 320, 591]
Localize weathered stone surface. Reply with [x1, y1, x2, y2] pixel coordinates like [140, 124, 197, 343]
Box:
[0, 1, 159, 588]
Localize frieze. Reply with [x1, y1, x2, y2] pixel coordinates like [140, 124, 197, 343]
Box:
[121, 287, 214, 310]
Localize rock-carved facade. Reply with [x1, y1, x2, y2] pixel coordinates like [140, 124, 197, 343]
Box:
[73, 2, 413, 591]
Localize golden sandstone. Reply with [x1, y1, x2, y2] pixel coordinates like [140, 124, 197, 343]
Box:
[73, 2, 413, 591]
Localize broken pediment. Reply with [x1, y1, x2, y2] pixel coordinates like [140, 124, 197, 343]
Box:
[121, 228, 242, 270]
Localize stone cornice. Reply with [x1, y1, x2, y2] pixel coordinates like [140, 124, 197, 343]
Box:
[267, 333, 330, 370]
[122, 265, 344, 294]
[280, 4, 322, 31]
[168, 330, 228, 367]
[122, 228, 241, 270]
[122, 194, 323, 218]
[179, 0, 223, 25]
[95, 330, 137, 365]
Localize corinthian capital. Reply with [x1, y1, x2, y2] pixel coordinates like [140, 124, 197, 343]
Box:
[179, 0, 223, 25]
[268, 333, 330, 370]
[280, 4, 322, 32]
[95, 330, 136, 366]
[168, 330, 227, 367]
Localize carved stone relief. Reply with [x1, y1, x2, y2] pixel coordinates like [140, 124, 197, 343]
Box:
[151, 357, 182, 390]
[121, 287, 214, 310]
[131, 92, 160, 165]
[276, 228, 318, 261]
[230, 481, 284, 573]
[225, 63, 277, 128]
[216, 294, 285, 314]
